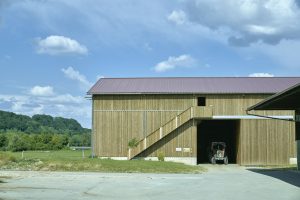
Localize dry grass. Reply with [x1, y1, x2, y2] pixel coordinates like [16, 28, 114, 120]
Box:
[0, 150, 205, 173]
[0, 152, 17, 165]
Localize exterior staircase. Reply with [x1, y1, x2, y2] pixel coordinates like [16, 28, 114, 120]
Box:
[128, 106, 213, 159]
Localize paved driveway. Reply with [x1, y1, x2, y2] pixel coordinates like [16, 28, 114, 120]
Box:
[0, 166, 299, 200]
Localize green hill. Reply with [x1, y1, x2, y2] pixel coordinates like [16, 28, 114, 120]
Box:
[0, 110, 91, 152]
[0, 110, 90, 134]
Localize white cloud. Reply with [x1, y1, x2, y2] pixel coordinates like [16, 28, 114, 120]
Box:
[0, 95, 27, 102]
[30, 86, 54, 96]
[154, 54, 196, 72]
[0, 93, 91, 128]
[9, 0, 300, 49]
[253, 39, 300, 69]
[96, 75, 105, 80]
[1, 95, 45, 116]
[7, 1, 191, 48]
[246, 25, 278, 35]
[167, 10, 187, 25]
[61, 66, 92, 90]
[36, 35, 88, 55]
[248, 73, 274, 77]
[45, 94, 85, 104]
[183, 0, 300, 46]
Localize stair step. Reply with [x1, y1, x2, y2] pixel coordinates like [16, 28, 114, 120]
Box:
[129, 106, 212, 159]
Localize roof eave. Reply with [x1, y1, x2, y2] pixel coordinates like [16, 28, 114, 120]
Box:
[247, 82, 300, 111]
[89, 92, 276, 95]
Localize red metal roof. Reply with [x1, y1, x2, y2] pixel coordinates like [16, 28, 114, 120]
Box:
[87, 77, 300, 95]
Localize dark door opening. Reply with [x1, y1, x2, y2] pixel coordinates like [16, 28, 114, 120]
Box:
[197, 97, 206, 106]
[197, 120, 239, 164]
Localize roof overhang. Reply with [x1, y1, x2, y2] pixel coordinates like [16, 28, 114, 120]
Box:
[247, 83, 300, 111]
[88, 92, 275, 95]
[87, 77, 300, 95]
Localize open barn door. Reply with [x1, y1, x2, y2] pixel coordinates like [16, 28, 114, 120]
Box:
[197, 120, 240, 164]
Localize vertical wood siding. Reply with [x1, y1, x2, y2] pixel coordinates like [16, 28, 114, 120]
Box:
[240, 119, 296, 165]
[139, 120, 197, 157]
[93, 94, 296, 165]
[205, 94, 293, 116]
[93, 95, 195, 157]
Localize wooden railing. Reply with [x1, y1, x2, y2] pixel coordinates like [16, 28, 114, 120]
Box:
[128, 106, 212, 159]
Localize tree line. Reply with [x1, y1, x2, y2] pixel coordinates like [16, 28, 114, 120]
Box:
[0, 110, 91, 151]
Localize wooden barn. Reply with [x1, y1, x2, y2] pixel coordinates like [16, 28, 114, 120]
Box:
[247, 82, 300, 169]
[87, 77, 300, 166]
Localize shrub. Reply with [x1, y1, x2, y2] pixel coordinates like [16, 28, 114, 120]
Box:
[51, 134, 68, 150]
[157, 151, 165, 162]
[128, 138, 139, 149]
[69, 134, 82, 146]
[0, 134, 8, 150]
[8, 133, 31, 152]
[1, 129, 89, 151]
[0, 152, 17, 165]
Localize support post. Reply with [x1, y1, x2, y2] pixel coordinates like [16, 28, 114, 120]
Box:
[159, 127, 163, 139]
[128, 148, 131, 160]
[296, 110, 300, 170]
[297, 140, 300, 171]
[144, 138, 147, 150]
[91, 98, 95, 158]
[175, 116, 178, 128]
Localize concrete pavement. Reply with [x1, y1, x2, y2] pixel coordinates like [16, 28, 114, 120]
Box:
[0, 166, 299, 200]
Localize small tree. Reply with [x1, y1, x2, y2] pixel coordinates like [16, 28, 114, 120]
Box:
[157, 151, 165, 161]
[0, 134, 8, 150]
[8, 133, 31, 152]
[128, 138, 139, 149]
[127, 138, 139, 160]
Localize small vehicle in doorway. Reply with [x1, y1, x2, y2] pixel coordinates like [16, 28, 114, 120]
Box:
[208, 142, 228, 165]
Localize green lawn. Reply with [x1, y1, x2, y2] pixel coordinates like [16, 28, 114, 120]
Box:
[0, 150, 205, 173]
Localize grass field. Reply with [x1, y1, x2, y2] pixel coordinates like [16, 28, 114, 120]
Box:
[0, 150, 205, 173]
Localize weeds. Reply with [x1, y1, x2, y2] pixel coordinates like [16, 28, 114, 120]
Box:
[0, 152, 17, 165]
[0, 150, 204, 173]
[157, 152, 165, 162]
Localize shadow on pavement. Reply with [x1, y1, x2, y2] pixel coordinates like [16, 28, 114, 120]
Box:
[248, 169, 300, 187]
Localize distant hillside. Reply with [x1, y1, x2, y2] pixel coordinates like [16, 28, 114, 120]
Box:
[0, 110, 90, 134]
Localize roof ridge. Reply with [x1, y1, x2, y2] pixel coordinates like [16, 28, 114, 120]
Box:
[99, 77, 300, 79]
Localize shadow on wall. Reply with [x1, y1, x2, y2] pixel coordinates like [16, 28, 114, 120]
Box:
[248, 169, 300, 187]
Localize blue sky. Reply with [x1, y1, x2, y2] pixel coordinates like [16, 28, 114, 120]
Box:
[1, 0, 300, 128]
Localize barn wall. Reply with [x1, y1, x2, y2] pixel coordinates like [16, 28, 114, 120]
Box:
[93, 95, 195, 157]
[139, 120, 197, 158]
[239, 119, 296, 165]
[206, 94, 293, 116]
[92, 94, 295, 164]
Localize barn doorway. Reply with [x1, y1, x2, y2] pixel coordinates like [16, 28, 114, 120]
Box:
[197, 120, 240, 164]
